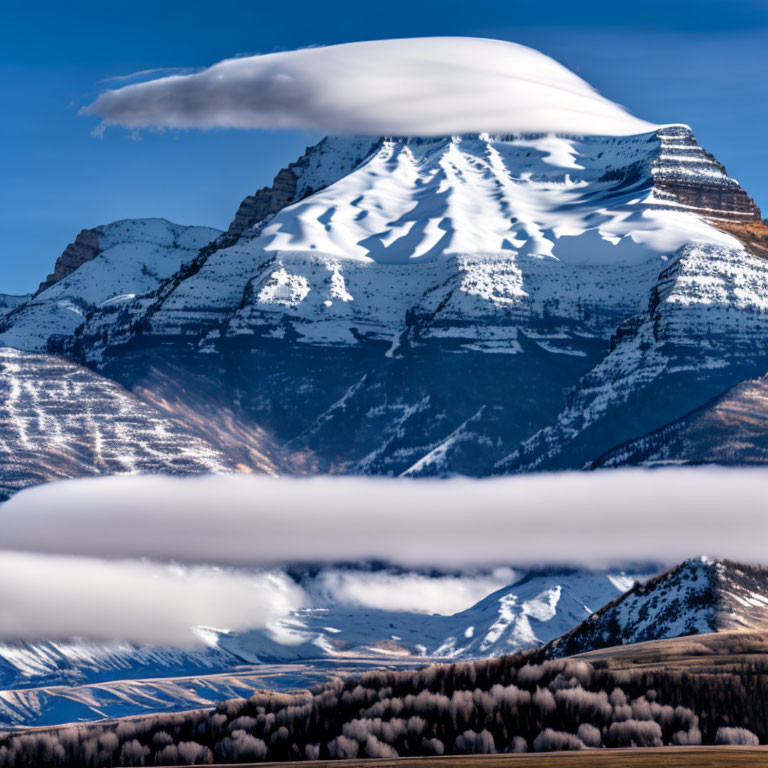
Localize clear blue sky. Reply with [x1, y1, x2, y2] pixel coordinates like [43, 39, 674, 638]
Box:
[2, 0, 767, 294]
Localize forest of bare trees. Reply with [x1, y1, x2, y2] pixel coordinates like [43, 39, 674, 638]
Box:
[0, 648, 765, 766]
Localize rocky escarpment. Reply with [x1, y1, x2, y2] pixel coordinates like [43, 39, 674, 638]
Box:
[37, 227, 101, 293]
[227, 136, 379, 236]
[649, 126, 762, 223]
[227, 167, 299, 237]
[716, 219, 768, 260]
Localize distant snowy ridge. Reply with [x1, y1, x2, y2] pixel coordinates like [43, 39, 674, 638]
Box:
[0, 218, 220, 353]
[548, 558, 768, 657]
[0, 563, 647, 726]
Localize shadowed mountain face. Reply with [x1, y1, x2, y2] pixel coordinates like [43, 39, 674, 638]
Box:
[0, 126, 766, 485]
[548, 558, 768, 658]
[592, 373, 768, 467]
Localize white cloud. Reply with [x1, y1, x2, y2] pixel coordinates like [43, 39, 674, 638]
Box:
[82, 37, 656, 138]
[2, 468, 766, 569]
[0, 552, 304, 647]
[314, 568, 520, 615]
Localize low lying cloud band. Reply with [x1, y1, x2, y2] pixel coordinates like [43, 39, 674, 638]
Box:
[2, 469, 765, 568]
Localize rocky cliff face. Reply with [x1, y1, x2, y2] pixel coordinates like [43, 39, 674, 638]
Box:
[716, 219, 768, 260]
[649, 126, 762, 223]
[37, 227, 101, 293]
[227, 136, 379, 236]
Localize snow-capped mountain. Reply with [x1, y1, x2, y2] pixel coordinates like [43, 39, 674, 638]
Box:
[0, 218, 220, 353]
[230, 566, 644, 662]
[548, 558, 768, 658]
[66, 127, 758, 359]
[0, 43, 765, 479]
[57, 126, 766, 477]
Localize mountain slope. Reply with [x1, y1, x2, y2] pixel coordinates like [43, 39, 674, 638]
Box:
[0, 347, 254, 498]
[0, 294, 30, 318]
[495, 238, 768, 473]
[548, 558, 768, 657]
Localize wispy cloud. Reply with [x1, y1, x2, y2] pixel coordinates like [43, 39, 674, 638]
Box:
[98, 67, 198, 84]
[81, 37, 654, 137]
[2, 468, 764, 645]
[312, 568, 520, 615]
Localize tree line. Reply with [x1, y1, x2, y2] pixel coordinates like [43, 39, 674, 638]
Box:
[0, 649, 764, 766]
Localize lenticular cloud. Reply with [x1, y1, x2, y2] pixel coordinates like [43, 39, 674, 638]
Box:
[83, 37, 656, 137]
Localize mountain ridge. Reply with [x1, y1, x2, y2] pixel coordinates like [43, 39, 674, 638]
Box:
[547, 558, 768, 658]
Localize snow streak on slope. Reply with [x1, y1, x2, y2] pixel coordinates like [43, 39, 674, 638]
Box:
[0, 348, 236, 498]
[84, 37, 657, 137]
[133, 130, 740, 353]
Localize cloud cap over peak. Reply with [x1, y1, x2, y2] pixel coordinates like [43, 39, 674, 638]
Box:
[83, 37, 656, 138]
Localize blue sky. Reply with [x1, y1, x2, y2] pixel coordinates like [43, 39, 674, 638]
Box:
[2, 0, 767, 294]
